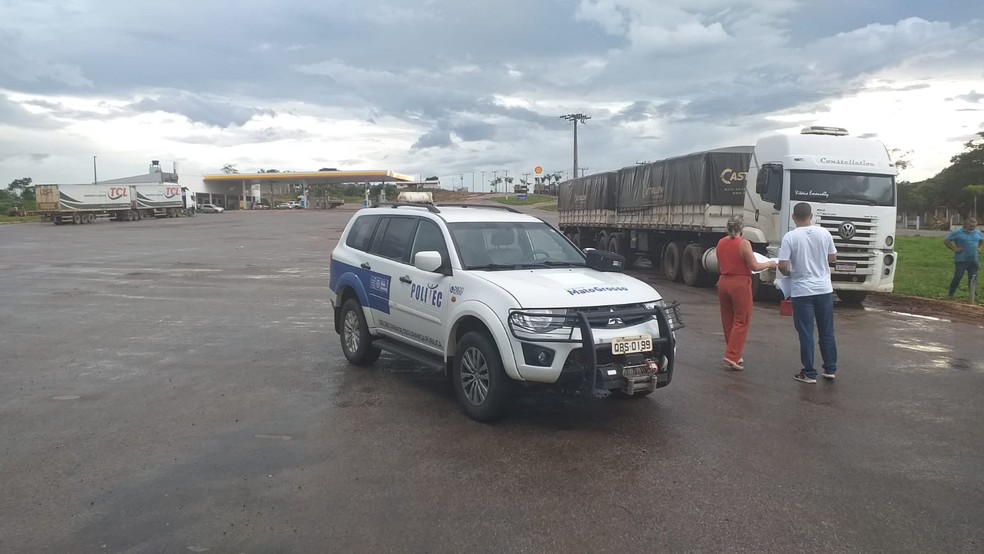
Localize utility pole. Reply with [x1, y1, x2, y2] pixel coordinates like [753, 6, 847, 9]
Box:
[560, 113, 590, 182]
[471, 172, 475, 193]
[480, 171, 486, 193]
[92, 155, 98, 185]
[492, 170, 498, 193]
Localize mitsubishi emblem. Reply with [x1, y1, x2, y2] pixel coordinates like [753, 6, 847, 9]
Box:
[838, 221, 857, 240]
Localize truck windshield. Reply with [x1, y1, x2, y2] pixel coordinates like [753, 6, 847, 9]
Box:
[789, 171, 895, 206]
[448, 221, 586, 270]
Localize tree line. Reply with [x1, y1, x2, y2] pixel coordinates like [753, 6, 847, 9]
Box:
[898, 131, 984, 219]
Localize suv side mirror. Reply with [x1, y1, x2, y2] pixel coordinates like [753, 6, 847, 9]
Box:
[585, 249, 625, 272]
[414, 251, 444, 273]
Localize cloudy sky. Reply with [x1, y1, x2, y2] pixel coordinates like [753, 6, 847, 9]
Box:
[1, 0, 982, 190]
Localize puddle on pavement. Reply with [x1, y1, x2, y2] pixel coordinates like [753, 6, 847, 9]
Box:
[254, 434, 292, 441]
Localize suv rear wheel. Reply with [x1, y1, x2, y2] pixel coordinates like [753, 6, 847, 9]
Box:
[453, 331, 513, 422]
[340, 298, 381, 365]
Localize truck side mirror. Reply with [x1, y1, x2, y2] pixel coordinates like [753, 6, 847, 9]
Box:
[768, 164, 783, 211]
[755, 168, 769, 195]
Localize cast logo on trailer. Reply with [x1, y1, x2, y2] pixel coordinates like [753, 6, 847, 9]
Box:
[410, 282, 443, 308]
[164, 186, 180, 198]
[719, 168, 747, 186]
[108, 187, 129, 200]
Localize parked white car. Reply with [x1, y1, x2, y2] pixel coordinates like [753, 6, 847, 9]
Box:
[200, 204, 225, 213]
[328, 203, 682, 421]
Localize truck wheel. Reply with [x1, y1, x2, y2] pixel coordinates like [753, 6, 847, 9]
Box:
[72, 213, 82, 225]
[681, 244, 710, 287]
[453, 331, 513, 422]
[751, 274, 778, 301]
[663, 241, 686, 282]
[86, 213, 96, 223]
[340, 299, 381, 366]
[836, 290, 868, 304]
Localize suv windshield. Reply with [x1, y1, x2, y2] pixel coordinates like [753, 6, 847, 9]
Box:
[789, 170, 895, 206]
[447, 221, 586, 270]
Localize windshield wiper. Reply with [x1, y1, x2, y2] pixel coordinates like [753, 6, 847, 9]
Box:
[468, 263, 527, 271]
[837, 196, 878, 206]
[542, 261, 585, 267]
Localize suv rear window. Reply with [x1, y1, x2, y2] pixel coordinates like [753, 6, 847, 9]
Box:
[370, 217, 419, 262]
[345, 215, 380, 251]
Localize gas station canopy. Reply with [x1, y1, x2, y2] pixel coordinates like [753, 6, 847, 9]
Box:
[203, 170, 414, 185]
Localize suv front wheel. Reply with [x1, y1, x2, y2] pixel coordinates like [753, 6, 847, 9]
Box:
[453, 331, 513, 422]
[340, 299, 381, 365]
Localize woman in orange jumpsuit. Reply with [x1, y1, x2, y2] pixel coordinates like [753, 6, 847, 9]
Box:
[716, 216, 778, 370]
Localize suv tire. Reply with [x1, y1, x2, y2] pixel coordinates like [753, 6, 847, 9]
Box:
[340, 298, 381, 366]
[453, 331, 513, 422]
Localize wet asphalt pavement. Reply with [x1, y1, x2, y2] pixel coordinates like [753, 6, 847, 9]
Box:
[1, 207, 982, 553]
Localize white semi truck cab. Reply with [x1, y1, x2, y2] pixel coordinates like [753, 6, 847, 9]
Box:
[742, 126, 898, 303]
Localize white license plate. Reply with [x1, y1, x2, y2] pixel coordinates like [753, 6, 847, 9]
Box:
[611, 334, 653, 355]
[835, 262, 857, 272]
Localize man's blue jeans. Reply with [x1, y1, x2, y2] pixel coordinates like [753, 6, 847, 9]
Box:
[792, 293, 837, 378]
[948, 261, 979, 296]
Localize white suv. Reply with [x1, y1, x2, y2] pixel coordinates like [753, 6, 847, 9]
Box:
[328, 203, 682, 421]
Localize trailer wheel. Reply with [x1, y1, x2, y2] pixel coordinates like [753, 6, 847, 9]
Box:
[597, 231, 610, 253]
[663, 241, 687, 282]
[86, 213, 96, 224]
[682, 244, 711, 287]
[72, 213, 82, 225]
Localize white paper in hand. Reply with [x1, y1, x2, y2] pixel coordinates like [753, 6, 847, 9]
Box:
[752, 252, 779, 275]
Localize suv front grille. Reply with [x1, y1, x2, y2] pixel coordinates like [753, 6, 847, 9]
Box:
[575, 303, 653, 329]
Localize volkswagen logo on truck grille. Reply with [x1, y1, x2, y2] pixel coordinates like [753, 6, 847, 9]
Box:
[838, 221, 857, 240]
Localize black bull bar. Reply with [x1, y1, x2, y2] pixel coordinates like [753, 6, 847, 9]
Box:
[508, 302, 685, 393]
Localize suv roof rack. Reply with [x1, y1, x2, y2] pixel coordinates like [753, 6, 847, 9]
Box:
[371, 202, 441, 213]
[434, 203, 521, 213]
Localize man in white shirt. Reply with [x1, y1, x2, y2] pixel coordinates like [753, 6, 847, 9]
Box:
[778, 202, 838, 384]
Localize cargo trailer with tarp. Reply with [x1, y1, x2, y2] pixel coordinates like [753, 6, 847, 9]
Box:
[560, 147, 753, 286]
[557, 171, 618, 242]
[559, 127, 898, 304]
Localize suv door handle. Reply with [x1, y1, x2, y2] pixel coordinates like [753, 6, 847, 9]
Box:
[399, 275, 412, 284]
[361, 262, 371, 270]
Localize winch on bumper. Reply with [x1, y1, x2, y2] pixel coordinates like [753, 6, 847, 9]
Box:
[509, 302, 684, 397]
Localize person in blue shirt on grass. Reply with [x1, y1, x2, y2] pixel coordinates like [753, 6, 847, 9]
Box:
[943, 218, 984, 299]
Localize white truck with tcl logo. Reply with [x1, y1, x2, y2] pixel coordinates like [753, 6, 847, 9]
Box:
[35, 182, 196, 225]
[328, 202, 683, 422]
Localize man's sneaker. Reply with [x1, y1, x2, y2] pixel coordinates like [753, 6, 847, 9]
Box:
[793, 372, 817, 384]
[822, 372, 836, 380]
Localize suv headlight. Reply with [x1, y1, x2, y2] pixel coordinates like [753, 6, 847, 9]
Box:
[645, 299, 674, 328]
[510, 309, 567, 333]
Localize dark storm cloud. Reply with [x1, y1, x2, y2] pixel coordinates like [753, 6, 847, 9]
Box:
[128, 93, 276, 128]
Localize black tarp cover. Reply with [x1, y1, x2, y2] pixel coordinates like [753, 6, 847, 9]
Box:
[615, 146, 752, 209]
[558, 171, 618, 211]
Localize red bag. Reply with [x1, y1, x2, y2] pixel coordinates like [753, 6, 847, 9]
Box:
[779, 299, 793, 316]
